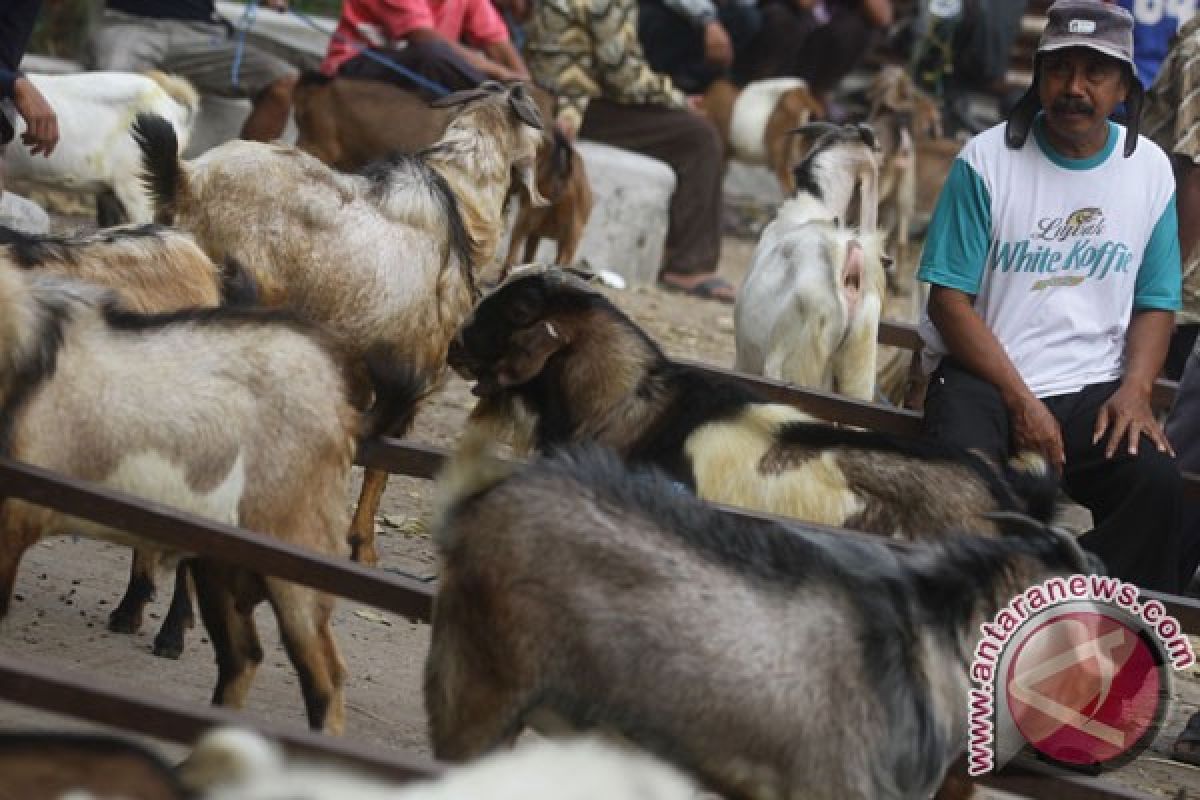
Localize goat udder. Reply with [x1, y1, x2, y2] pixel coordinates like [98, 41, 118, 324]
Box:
[841, 241, 864, 319]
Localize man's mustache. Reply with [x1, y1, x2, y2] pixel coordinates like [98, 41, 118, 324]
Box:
[1050, 97, 1095, 115]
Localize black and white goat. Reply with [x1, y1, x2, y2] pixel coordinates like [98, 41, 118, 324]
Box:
[735, 123, 888, 402]
[448, 268, 1056, 538]
[135, 80, 545, 567]
[425, 437, 1093, 798]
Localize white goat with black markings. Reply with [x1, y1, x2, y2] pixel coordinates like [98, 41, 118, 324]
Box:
[425, 438, 1094, 799]
[448, 269, 1057, 538]
[0, 259, 423, 734]
[135, 81, 545, 568]
[4, 71, 199, 226]
[171, 727, 697, 800]
[735, 122, 887, 402]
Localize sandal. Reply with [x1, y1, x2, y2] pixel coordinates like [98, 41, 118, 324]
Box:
[657, 275, 736, 306]
[1171, 710, 1200, 766]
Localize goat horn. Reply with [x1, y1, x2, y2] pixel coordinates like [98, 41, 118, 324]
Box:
[854, 123, 879, 151]
[430, 87, 493, 108]
[786, 121, 840, 137]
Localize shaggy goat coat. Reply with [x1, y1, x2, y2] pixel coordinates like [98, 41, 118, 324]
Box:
[425, 441, 1092, 799]
[449, 270, 1056, 538]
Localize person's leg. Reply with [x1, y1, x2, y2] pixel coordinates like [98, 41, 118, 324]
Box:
[1167, 336, 1200, 583]
[919, 357, 1011, 462]
[733, 0, 817, 85]
[792, 7, 876, 97]
[85, 10, 170, 72]
[338, 39, 488, 96]
[579, 99, 726, 293]
[1046, 382, 1187, 593]
[153, 19, 299, 141]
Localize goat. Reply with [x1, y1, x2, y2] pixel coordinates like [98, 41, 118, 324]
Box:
[702, 77, 825, 194]
[173, 727, 697, 800]
[448, 268, 1057, 538]
[0, 222, 255, 659]
[135, 81, 545, 567]
[0, 261, 423, 733]
[735, 122, 888, 402]
[424, 437, 1093, 798]
[3, 71, 199, 227]
[293, 74, 590, 275]
[0, 732, 186, 800]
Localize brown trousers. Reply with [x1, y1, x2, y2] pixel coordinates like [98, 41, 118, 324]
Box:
[579, 98, 724, 277]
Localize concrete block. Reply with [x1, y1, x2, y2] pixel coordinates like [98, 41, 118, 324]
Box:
[526, 140, 674, 288]
[0, 192, 50, 233]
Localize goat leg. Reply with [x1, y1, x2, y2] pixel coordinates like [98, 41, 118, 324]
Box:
[108, 547, 160, 634]
[152, 558, 196, 659]
[348, 469, 389, 566]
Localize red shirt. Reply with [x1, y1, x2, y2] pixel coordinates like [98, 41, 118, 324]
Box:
[321, 0, 511, 75]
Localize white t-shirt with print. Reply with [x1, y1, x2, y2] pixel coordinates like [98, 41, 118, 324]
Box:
[917, 117, 1182, 398]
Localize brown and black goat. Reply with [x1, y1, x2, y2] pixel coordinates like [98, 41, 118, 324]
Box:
[135, 81, 545, 568]
[449, 268, 1058, 538]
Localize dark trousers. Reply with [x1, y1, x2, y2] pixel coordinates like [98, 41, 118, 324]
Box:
[1167, 337, 1200, 586]
[579, 99, 724, 276]
[734, 1, 874, 92]
[337, 39, 486, 98]
[638, 0, 762, 94]
[923, 359, 1190, 593]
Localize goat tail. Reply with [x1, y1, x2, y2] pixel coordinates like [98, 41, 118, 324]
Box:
[1002, 451, 1060, 524]
[361, 352, 429, 440]
[217, 257, 261, 308]
[132, 112, 186, 225]
[142, 70, 201, 119]
[432, 421, 517, 550]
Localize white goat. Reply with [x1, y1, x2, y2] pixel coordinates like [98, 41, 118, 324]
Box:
[174, 728, 697, 800]
[735, 122, 887, 402]
[0, 261, 421, 734]
[134, 81, 545, 567]
[4, 71, 199, 225]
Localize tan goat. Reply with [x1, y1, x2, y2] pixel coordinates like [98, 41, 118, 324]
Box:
[0, 222, 246, 659]
[0, 262, 422, 733]
[135, 81, 546, 567]
[294, 74, 590, 275]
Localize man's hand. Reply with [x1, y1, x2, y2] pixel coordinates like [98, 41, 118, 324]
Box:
[702, 20, 733, 68]
[1093, 384, 1174, 459]
[13, 76, 58, 158]
[1007, 392, 1066, 471]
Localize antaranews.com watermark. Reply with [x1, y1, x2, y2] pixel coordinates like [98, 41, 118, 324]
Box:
[968, 574, 1195, 775]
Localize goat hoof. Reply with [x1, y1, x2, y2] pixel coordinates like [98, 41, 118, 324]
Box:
[107, 607, 142, 634]
[352, 541, 380, 568]
[152, 633, 185, 660]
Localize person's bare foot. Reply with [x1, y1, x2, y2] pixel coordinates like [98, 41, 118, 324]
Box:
[658, 272, 736, 305]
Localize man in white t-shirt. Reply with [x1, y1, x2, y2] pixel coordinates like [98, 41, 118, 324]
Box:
[918, 0, 1193, 592]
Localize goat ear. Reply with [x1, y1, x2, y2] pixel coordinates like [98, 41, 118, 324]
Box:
[509, 84, 545, 131]
[496, 320, 569, 387]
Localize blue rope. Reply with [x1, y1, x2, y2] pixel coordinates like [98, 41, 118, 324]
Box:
[285, 6, 452, 98]
[230, 0, 258, 88]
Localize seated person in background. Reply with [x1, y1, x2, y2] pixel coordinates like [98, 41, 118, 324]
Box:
[320, 0, 530, 95]
[87, 0, 298, 142]
[919, 0, 1193, 593]
[637, 0, 761, 94]
[734, 0, 893, 113]
[1114, 0, 1194, 89]
[1142, 15, 1200, 379]
[524, 0, 734, 303]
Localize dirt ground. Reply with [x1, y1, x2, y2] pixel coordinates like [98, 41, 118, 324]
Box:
[3, 202, 1200, 798]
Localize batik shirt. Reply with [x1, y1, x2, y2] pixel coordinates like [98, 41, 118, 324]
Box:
[523, 0, 686, 133]
[917, 116, 1181, 398]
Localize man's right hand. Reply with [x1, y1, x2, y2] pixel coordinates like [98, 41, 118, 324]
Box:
[703, 21, 734, 68]
[13, 76, 58, 158]
[1007, 392, 1066, 471]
